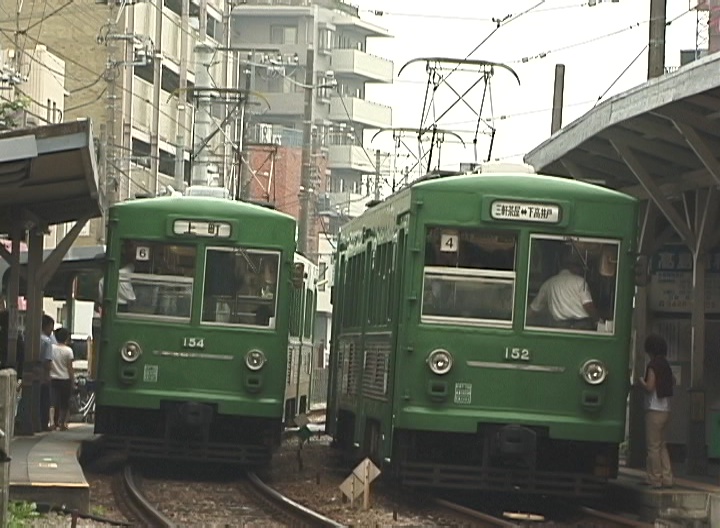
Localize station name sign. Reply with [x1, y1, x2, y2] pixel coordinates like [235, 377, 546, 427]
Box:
[173, 219, 232, 238]
[490, 200, 561, 224]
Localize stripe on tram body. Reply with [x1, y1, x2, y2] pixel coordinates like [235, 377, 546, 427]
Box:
[153, 350, 234, 361]
[466, 361, 565, 373]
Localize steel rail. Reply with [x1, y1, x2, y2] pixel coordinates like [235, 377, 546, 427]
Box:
[247, 471, 347, 527]
[121, 465, 177, 528]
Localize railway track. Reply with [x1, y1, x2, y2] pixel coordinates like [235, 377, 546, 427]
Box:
[112, 463, 345, 527]
[245, 471, 345, 527]
[114, 465, 176, 527]
[434, 497, 655, 527]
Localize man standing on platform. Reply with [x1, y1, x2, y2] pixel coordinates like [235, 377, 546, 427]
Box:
[40, 314, 55, 431]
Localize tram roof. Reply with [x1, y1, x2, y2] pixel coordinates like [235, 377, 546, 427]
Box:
[0, 120, 101, 234]
[111, 195, 296, 223]
[524, 52, 720, 198]
[412, 172, 636, 202]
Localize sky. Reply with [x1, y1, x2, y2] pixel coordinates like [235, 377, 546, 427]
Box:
[349, 0, 701, 186]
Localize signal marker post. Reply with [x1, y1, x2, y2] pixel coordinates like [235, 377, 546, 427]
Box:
[339, 458, 380, 510]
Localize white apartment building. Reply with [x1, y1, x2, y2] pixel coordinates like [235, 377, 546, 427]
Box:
[231, 0, 393, 222]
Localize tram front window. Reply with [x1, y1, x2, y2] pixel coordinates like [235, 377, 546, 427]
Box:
[114, 241, 196, 320]
[202, 248, 280, 328]
[525, 236, 619, 334]
[421, 227, 517, 326]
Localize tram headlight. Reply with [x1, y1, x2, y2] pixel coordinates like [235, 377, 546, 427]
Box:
[245, 349, 266, 371]
[120, 341, 142, 363]
[580, 359, 607, 385]
[427, 349, 453, 375]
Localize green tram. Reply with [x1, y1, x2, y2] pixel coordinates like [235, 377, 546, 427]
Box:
[285, 252, 318, 424]
[326, 164, 638, 497]
[95, 196, 313, 464]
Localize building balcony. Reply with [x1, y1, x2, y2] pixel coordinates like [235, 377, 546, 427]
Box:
[329, 96, 391, 129]
[331, 49, 393, 83]
[328, 145, 375, 174]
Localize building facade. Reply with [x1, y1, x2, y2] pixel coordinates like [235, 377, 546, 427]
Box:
[0, 0, 239, 244]
[231, 0, 393, 227]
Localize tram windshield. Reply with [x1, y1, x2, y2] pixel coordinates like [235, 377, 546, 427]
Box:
[113, 240, 196, 320]
[421, 227, 517, 326]
[525, 235, 619, 334]
[202, 247, 280, 328]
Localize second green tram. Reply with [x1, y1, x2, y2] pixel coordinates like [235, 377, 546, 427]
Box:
[326, 164, 639, 497]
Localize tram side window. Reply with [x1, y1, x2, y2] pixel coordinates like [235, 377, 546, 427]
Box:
[422, 227, 517, 326]
[202, 247, 280, 328]
[525, 236, 619, 334]
[115, 240, 196, 319]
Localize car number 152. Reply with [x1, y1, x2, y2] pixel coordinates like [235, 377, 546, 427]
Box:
[504, 347, 530, 361]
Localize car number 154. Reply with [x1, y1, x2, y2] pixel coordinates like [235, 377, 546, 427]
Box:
[183, 337, 205, 349]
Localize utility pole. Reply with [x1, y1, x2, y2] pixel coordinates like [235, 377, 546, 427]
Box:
[175, 0, 190, 190]
[103, 0, 120, 207]
[191, 41, 214, 186]
[710, 0, 720, 53]
[647, 0, 667, 79]
[550, 64, 565, 134]
[298, 48, 314, 254]
[149, 0, 163, 196]
[238, 60, 253, 200]
[374, 149, 381, 201]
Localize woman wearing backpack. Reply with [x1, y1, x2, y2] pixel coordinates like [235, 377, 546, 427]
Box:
[638, 333, 674, 488]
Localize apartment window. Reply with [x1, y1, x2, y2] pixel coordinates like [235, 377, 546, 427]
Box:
[206, 14, 221, 41]
[163, 0, 200, 17]
[159, 149, 177, 177]
[319, 28, 334, 51]
[131, 139, 151, 168]
[135, 63, 154, 84]
[270, 25, 297, 45]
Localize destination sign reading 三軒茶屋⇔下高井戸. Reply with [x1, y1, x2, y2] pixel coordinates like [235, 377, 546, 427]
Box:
[490, 201, 561, 223]
[173, 220, 232, 238]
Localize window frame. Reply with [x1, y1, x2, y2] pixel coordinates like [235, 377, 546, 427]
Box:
[420, 226, 519, 329]
[523, 234, 621, 336]
[115, 241, 197, 323]
[200, 246, 282, 330]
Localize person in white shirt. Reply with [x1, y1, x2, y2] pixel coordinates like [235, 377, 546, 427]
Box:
[529, 254, 599, 330]
[98, 262, 136, 313]
[49, 327, 75, 431]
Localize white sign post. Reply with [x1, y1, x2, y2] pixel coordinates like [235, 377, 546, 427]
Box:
[339, 458, 381, 510]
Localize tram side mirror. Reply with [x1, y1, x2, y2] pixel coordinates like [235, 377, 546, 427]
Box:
[635, 255, 649, 286]
[292, 263, 305, 289]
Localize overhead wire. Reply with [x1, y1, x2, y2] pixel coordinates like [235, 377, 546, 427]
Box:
[510, 7, 693, 64]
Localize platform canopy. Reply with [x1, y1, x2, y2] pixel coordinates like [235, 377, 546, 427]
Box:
[525, 52, 720, 200]
[0, 119, 102, 234]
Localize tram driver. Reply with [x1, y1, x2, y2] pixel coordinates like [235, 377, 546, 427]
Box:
[528, 253, 600, 331]
[98, 243, 137, 313]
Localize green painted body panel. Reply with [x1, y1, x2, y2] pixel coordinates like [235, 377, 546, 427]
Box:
[328, 173, 639, 458]
[97, 197, 296, 418]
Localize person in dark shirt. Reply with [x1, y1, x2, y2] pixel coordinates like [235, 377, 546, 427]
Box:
[0, 310, 25, 379]
[638, 334, 674, 488]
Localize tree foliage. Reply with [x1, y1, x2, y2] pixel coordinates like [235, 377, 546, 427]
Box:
[0, 96, 31, 130]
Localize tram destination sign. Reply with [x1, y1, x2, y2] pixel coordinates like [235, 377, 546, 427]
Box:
[491, 200, 560, 224]
[173, 219, 232, 238]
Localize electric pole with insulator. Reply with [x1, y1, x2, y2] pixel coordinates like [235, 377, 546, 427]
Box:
[298, 48, 314, 254]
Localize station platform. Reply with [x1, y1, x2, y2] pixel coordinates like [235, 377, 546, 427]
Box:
[9, 423, 95, 513]
[610, 463, 720, 526]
